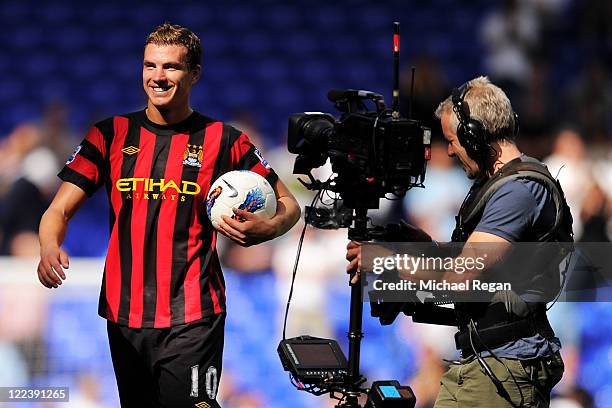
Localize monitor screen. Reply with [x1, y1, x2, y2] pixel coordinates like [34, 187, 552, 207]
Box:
[291, 343, 342, 368]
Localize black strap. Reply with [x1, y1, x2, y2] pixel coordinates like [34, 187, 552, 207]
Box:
[459, 156, 568, 242]
[455, 310, 555, 355]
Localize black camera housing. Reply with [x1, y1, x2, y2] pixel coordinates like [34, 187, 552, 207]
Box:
[288, 90, 431, 211]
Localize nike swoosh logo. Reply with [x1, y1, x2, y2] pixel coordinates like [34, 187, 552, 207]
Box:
[222, 179, 238, 197]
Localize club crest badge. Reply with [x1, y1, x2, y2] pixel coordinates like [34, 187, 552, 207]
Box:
[183, 144, 203, 167]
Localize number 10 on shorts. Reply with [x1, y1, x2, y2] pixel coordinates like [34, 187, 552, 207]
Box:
[190, 365, 199, 397]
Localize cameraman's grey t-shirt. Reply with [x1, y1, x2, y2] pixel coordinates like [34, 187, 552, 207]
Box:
[473, 178, 561, 359]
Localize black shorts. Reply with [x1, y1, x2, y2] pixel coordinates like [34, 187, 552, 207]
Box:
[107, 313, 225, 408]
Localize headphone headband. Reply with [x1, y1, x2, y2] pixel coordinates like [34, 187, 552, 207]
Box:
[451, 81, 520, 142]
[451, 84, 472, 132]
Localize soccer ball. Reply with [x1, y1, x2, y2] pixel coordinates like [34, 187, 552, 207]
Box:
[205, 170, 277, 230]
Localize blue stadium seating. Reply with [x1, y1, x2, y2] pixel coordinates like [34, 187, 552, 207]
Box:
[1, 0, 503, 139]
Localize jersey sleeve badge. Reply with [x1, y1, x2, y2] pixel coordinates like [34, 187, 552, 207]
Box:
[66, 145, 82, 165]
[254, 148, 271, 169]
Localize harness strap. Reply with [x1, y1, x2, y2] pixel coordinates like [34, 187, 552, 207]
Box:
[455, 306, 555, 355]
[460, 158, 567, 242]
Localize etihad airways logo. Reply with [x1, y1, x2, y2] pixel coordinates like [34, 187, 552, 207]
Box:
[116, 178, 202, 202]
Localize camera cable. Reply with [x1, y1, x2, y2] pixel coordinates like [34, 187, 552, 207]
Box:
[282, 189, 323, 341]
[468, 319, 526, 407]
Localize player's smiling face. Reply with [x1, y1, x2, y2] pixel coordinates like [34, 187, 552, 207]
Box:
[142, 43, 200, 113]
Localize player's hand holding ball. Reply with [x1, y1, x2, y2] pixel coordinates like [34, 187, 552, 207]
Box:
[206, 170, 277, 246]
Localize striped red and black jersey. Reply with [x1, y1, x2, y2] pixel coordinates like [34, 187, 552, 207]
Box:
[59, 110, 278, 328]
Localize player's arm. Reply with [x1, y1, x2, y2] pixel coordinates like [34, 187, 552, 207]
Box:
[267, 178, 301, 236]
[37, 182, 88, 288]
[219, 178, 301, 247]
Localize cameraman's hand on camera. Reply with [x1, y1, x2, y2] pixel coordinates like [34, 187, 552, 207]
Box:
[346, 240, 362, 284]
[346, 222, 432, 284]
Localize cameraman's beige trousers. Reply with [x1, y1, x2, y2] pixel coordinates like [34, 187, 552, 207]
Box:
[434, 352, 564, 408]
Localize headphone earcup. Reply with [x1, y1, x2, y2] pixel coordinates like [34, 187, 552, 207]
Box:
[456, 123, 471, 156]
[458, 119, 488, 160]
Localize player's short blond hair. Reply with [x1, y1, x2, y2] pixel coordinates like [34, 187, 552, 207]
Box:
[145, 23, 202, 70]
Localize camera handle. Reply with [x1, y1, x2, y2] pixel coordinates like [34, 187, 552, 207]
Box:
[338, 208, 374, 408]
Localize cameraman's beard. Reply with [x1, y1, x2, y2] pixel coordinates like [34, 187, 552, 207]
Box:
[459, 157, 480, 179]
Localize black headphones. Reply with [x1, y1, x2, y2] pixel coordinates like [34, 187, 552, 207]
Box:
[451, 82, 519, 163]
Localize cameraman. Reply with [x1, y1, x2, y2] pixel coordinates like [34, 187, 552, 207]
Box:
[347, 76, 571, 407]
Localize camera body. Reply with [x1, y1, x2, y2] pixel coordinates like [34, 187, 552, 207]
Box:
[288, 90, 431, 212]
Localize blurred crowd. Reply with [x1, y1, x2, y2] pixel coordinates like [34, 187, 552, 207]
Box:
[0, 103, 73, 257]
[0, 0, 610, 407]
